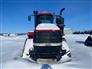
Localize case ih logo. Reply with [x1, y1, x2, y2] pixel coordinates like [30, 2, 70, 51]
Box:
[41, 64, 52, 69]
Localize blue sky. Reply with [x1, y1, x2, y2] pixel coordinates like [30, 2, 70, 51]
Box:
[0, 0, 92, 33]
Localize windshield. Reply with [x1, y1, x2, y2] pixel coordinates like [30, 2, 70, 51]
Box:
[37, 15, 53, 24]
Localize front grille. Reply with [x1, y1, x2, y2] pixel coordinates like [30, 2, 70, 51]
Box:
[33, 31, 62, 43]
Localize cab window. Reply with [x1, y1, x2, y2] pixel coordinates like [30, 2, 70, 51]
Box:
[37, 15, 53, 24]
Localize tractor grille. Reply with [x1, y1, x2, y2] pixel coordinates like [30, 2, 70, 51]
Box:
[33, 31, 62, 43]
[34, 46, 61, 53]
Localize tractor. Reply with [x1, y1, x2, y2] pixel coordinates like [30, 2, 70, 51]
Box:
[22, 8, 71, 62]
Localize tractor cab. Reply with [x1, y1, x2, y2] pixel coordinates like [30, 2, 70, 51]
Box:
[37, 12, 53, 24]
[33, 12, 54, 28]
[27, 9, 65, 38]
[27, 12, 54, 38]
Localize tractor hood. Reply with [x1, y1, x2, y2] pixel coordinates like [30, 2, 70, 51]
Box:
[36, 23, 60, 30]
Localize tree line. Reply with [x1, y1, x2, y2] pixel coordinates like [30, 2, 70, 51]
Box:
[73, 30, 92, 34]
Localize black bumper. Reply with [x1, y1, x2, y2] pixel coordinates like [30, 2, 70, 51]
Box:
[30, 52, 60, 59]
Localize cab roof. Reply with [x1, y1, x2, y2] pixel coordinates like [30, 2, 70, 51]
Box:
[38, 12, 53, 15]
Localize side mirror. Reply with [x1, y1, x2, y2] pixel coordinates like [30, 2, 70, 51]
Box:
[60, 8, 65, 15]
[28, 15, 31, 21]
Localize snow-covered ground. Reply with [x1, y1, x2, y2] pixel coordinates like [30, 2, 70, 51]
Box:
[0, 34, 92, 69]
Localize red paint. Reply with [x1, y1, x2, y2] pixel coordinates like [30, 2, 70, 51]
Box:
[35, 30, 61, 32]
[28, 30, 64, 36]
[35, 30, 64, 36]
[27, 32, 34, 36]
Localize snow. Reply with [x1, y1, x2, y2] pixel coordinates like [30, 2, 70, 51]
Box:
[0, 34, 92, 69]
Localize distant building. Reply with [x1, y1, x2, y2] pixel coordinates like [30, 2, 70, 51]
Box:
[64, 28, 73, 34]
[2, 33, 16, 37]
[3, 33, 9, 36]
[9, 33, 16, 36]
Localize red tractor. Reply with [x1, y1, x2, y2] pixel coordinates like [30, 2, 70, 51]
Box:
[22, 8, 71, 62]
[27, 8, 65, 38]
